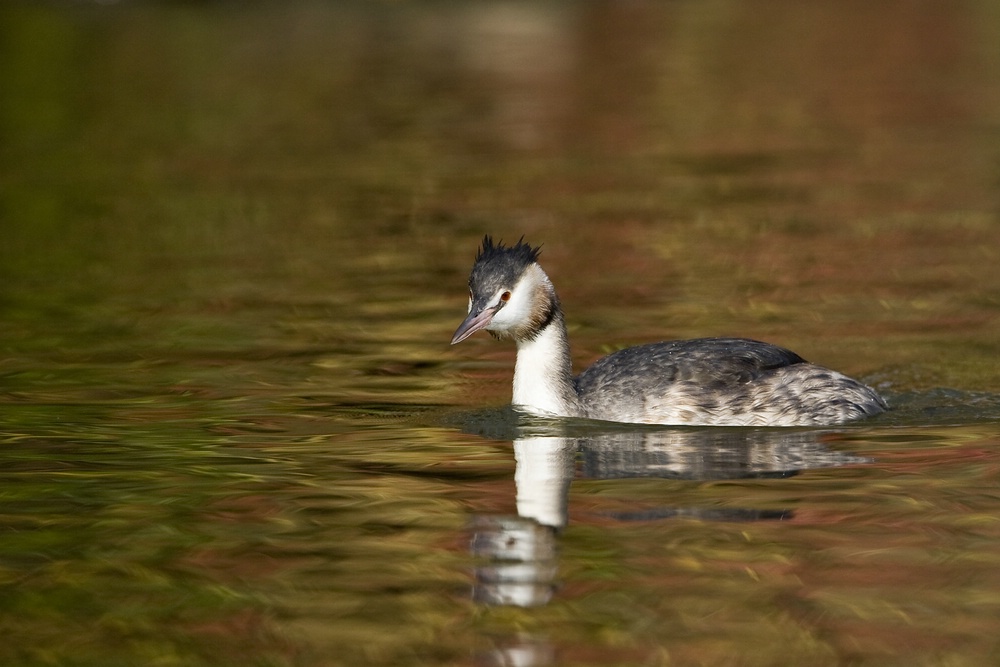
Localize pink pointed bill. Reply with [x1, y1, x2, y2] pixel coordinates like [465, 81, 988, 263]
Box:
[450, 306, 498, 345]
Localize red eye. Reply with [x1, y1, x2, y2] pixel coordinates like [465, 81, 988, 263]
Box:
[500, 291, 511, 302]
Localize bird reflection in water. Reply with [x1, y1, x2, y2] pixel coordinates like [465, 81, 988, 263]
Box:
[469, 422, 870, 609]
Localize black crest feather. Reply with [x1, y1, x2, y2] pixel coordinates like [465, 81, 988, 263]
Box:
[476, 235, 541, 265]
[469, 235, 542, 295]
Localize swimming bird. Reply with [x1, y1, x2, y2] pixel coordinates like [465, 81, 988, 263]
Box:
[451, 236, 887, 426]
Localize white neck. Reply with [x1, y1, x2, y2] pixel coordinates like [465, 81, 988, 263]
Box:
[512, 314, 581, 418]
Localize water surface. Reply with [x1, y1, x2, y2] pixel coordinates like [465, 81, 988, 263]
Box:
[2, 2, 1000, 666]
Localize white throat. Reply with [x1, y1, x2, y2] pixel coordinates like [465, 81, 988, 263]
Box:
[512, 320, 579, 418]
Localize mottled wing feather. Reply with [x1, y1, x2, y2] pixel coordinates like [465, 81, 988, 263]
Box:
[576, 337, 806, 394]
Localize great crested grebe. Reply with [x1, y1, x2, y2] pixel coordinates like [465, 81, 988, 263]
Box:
[450, 236, 887, 426]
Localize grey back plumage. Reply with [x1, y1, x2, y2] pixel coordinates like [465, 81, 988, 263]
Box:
[576, 337, 886, 425]
[576, 338, 807, 390]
